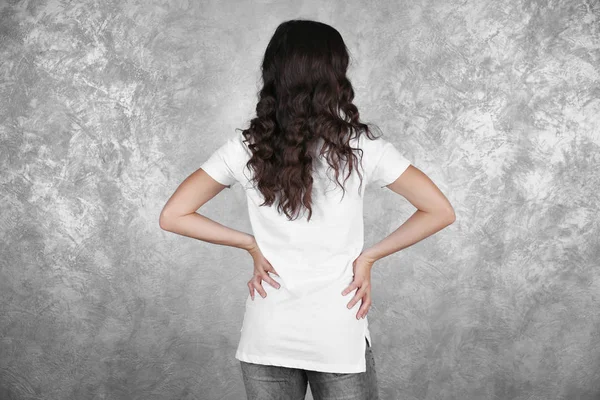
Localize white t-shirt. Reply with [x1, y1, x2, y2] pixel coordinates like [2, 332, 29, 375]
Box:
[199, 130, 411, 373]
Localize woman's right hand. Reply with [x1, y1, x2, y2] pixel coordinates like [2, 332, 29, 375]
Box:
[247, 242, 281, 300]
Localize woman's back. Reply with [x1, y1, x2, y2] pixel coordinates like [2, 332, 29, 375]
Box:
[160, 17, 454, 398]
[199, 128, 412, 373]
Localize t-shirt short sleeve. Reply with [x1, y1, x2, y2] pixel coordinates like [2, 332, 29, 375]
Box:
[199, 133, 244, 188]
[369, 137, 412, 188]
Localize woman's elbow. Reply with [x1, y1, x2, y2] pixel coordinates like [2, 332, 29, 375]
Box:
[442, 206, 456, 226]
[159, 211, 176, 231]
[159, 215, 169, 231]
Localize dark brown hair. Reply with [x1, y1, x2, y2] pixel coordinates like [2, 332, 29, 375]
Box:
[239, 19, 380, 221]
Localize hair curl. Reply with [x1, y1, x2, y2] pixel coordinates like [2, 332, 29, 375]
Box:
[238, 19, 380, 221]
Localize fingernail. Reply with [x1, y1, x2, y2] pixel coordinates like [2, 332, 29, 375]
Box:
[347, 304, 351, 309]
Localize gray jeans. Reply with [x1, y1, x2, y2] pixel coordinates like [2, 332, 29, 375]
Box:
[239, 338, 379, 400]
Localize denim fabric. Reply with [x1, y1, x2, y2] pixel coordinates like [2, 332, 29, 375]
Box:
[239, 338, 379, 400]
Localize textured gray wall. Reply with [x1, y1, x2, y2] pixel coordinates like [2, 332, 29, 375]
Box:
[1, 0, 599, 399]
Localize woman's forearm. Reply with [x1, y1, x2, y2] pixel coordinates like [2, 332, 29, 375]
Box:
[159, 212, 256, 252]
[361, 209, 455, 263]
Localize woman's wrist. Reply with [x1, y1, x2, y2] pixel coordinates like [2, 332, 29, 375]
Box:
[358, 249, 379, 266]
[243, 235, 259, 255]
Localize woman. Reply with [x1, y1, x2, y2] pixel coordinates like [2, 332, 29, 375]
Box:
[159, 19, 455, 400]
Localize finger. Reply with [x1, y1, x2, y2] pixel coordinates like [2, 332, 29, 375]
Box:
[262, 273, 281, 289]
[253, 280, 268, 298]
[247, 281, 255, 301]
[357, 294, 372, 319]
[266, 262, 280, 277]
[346, 286, 367, 309]
[341, 281, 359, 296]
[264, 258, 276, 272]
[357, 303, 371, 319]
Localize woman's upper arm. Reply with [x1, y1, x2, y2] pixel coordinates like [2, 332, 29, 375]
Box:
[159, 168, 229, 225]
[385, 165, 455, 222]
[159, 133, 243, 225]
[364, 135, 454, 222]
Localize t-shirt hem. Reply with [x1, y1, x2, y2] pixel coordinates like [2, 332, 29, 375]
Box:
[235, 351, 367, 373]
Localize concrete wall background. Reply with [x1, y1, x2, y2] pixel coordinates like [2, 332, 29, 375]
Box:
[1, 0, 599, 399]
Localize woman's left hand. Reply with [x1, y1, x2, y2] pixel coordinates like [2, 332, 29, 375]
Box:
[341, 254, 375, 319]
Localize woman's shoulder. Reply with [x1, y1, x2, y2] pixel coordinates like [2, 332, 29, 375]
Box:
[354, 132, 393, 157]
[222, 130, 252, 161]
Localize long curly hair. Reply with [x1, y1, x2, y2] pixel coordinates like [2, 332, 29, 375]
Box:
[239, 19, 380, 222]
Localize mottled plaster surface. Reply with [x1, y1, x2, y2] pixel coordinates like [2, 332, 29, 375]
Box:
[1, 0, 599, 399]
